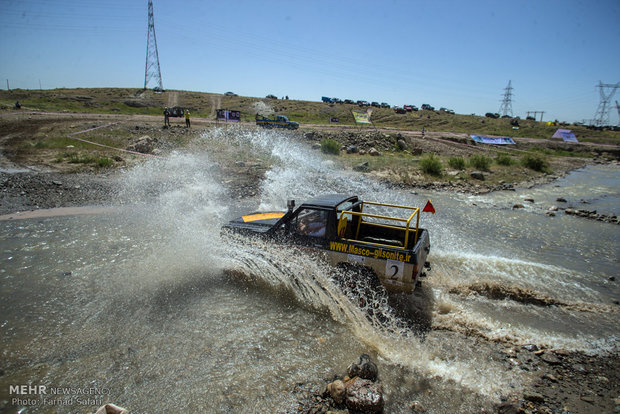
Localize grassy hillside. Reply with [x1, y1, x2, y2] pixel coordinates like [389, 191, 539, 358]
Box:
[1, 87, 618, 144]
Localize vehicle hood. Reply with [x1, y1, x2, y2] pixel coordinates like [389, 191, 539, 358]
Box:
[223, 211, 286, 234]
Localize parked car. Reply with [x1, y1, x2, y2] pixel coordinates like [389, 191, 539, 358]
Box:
[394, 107, 406, 114]
[266, 94, 278, 99]
[357, 100, 370, 107]
[333, 98, 343, 104]
[344, 99, 354, 104]
[322, 96, 334, 103]
[224, 91, 237, 96]
[380, 102, 390, 108]
[371, 102, 380, 107]
[403, 105, 413, 112]
[485, 112, 500, 119]
[421, 104, 435, 111]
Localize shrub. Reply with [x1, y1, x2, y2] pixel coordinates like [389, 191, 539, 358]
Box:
[448, 157, 465, 170]
[320, 138, 341, 155]
[419, 154, 443, 176]
[496, 154, 514, 166]
[468, 154, 492, 171]
[96, 157, 114, 168]
[66, 152, 95, 164]
[521, 154, 549, 172]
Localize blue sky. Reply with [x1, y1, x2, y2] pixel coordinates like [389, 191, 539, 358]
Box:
[1, 0, 619, 123]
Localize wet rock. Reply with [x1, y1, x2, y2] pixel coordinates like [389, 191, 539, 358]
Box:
[542, 372, 558, 382]
[580, 395, 595, 403]
[126, 135, 157, 154]
[524, 197, 534, 203]
[327, 380, 346, 404]
[556, 197, 567, 203]
[94, 404, 128, 414]
[548, 205, 558, 211]
[354, 162, 370, 172]
[470, 171, 485, 180]
[512, 203, 525, 209]
[347, 354, 378, 381]
[524, 391, 545, 403]
[409, 400, 426, 412]
[496, 402, 522, 414]
[539, 352, 561, 365]
[522, 344, 539, 352]
[397, 139, 407, 150]
[368, 147, 381, 156]
[346, 145, 358, 154]
[545, 211, 556, 217]
[345, 377, 383, 413]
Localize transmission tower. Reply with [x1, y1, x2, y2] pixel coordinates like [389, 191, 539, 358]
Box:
[616, 101, 620, 127]
[592, 81, 619, 127]
[498, 80, 514, 117]
[144, 0, 163, 91]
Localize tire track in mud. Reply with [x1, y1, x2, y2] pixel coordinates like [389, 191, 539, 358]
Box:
[209, 95, 221, 118]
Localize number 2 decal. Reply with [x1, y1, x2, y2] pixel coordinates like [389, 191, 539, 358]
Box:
[386, 259, 404, 280]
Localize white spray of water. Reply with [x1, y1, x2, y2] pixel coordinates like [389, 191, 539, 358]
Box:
[198, 127, 526, 396]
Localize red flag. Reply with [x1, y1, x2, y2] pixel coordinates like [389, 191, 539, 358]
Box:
[422, 200, 435, 214]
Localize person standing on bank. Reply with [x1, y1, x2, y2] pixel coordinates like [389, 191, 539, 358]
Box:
[185, 110, 190, 128]
[164, 107, 170, 127]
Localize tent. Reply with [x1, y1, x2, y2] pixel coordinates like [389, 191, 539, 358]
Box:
[552, 129, 578, 142]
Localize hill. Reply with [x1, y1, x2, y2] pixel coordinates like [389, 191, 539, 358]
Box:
[1, 87, 619, 143]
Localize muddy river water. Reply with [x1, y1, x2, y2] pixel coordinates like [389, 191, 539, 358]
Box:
[1, 128, 618, 413]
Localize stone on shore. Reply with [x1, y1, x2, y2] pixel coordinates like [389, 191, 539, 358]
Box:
[327, 380, 346, 404]
[347, 353, 378, 381]
[345, 376, 384, 413]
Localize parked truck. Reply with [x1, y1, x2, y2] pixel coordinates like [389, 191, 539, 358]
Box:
[255, 114, 300, 130]
[223, 194, 431, 294]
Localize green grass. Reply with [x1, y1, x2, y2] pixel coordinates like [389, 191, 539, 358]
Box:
[468, 154, 492, 170]
[320, 138, 341, 155]
[495, 153, 514, 166]
[521, 154, 550, 172]
[419, 154, 443, 176]
[448, 156, 466, 169]
[96, 157, 114, 168]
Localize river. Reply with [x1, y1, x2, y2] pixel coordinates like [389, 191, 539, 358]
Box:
[1, 127, 618, 413]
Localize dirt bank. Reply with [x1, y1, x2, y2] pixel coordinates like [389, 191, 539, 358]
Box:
[3, 110, 617, 216]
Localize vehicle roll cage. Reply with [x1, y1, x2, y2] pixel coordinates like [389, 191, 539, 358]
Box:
[337, 201, 421, 249]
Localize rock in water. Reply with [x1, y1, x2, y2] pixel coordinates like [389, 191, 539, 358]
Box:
[347, 353, 378, 381]
[327, 380, 346, 404]
[345, 377, 384, 413]
[94, 404, 128, 414]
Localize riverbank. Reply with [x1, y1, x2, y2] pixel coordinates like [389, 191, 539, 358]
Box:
[1, 110, 618, 216]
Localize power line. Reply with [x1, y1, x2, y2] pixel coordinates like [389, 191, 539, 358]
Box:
[498, 80, 513, 117]
[592, 81, 619, 127]
[144, 0, 163, 91]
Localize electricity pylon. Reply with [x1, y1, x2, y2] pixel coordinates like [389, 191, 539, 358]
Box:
[616, 101, 620, 127]
[592, 81, 619, 127]
[144, 0, 163, 91]
[498, 80, 514, 117]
